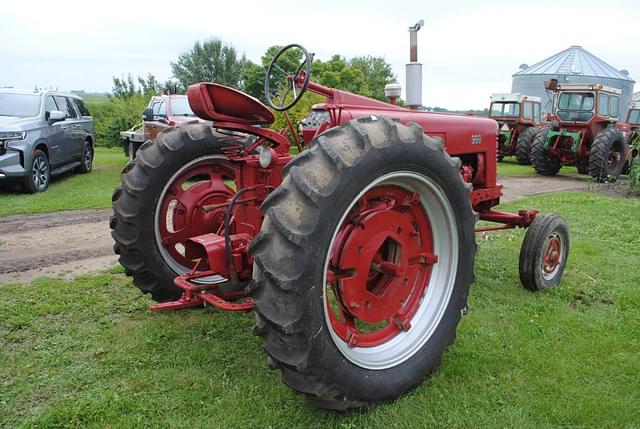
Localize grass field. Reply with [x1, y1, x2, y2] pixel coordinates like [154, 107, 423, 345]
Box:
[0, 149, 578, 218]
[0, 147, 126, 217]
[1, 192, 638, 428]
[497, 156, 576, 177]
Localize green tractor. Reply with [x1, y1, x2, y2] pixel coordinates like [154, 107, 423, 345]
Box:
[531, 81, 627, 181]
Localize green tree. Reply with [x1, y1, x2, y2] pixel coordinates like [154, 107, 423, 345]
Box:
[241, 60, 266, 101]
[112, 74, 162, 100]
[91, 74, 165, 148]
[350, 56, 395, 101]
[312, 54, 395, 101]
[171, 38, 245, 89]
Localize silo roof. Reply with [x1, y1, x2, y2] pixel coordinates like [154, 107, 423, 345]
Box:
[513, 46, 634, 82]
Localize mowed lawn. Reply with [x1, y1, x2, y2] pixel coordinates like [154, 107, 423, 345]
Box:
[0, 147, 126, 217]
[0, 148, 575, 218]
[1, 192, 639, 428]
[497, 156, 577, 177]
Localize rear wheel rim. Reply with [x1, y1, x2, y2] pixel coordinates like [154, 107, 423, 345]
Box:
[154, 155, 237, 282]
[542, 231, 564, 280]
[607, 145, 622, 171]
[323, 171, 459, 370]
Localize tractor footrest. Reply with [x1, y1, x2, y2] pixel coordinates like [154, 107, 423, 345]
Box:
[149, 270, 254, 313]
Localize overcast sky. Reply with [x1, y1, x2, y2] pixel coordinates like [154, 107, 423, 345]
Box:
[1, 0, 638, 110]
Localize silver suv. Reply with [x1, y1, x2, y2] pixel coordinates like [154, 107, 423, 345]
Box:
[0, 89, 96, 193]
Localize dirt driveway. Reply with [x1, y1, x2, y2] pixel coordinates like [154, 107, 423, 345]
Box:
[0, 174, 604, 285]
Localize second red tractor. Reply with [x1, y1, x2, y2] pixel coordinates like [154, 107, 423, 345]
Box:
[531, 80, 627, 181]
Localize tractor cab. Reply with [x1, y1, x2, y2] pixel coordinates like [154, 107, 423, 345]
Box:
[551, 84, 620, 124]
[489, 93, 541, 125]
[625, 102, 640, 150]
[531, 81, 626, 180]
[488, 93, 541, 163]
[626, 102, 640, 128]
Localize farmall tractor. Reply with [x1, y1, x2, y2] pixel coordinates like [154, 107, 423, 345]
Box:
[488, 93, 542, 164]
[531, 80, 627, 181]
[110, 44, 570, 410]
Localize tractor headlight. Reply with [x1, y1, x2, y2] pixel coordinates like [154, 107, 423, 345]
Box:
[257, 146, 274, 168]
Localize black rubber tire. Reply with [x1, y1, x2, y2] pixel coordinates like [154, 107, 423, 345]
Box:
[588, 128, 626, 182]
[76, 141, 93, 174]
[531, 128, 561, 176]
[576, 158, 589, 175]
[111, 124, 234, 302]
[496, 134, 507, 162]
[249, 116, 476, 411]
[515, 126, 535, 165]
[21, 149, 50, 193]
[519, 214, 569, 291]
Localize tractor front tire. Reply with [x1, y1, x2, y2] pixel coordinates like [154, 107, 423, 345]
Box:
[531, 128, 561, 176]
[249, 117, 476, 410]
[519, 214, 569, 291]
[515, 127, 536, 165]
[111, 124, 235, 302]
[588, 128, 626, 182]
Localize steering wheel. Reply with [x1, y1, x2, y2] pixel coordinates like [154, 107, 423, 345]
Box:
[265, 44, 312, 111]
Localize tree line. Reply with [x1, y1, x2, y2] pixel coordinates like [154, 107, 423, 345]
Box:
[90, 38, 397, 147]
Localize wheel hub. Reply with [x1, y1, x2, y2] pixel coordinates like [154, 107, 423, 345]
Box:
[157, 160, 236, 271]
[327, 186, 437, 347]
[542, 233, 562, 276]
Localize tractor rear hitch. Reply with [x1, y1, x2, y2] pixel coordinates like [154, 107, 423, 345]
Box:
[149, 261, 254, 313]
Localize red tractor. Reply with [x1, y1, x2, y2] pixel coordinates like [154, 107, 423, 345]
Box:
[531, 80, 627, 181]
[625, 101, 640, 145]
[111, 44, 569, 410]
[622, 101, 640, 181]
[488, 93, 542, 164]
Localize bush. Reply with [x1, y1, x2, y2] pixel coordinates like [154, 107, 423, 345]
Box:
[88, 95, 147, 148]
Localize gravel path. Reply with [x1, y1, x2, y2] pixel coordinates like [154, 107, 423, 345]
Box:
[0, 175, 593, 285]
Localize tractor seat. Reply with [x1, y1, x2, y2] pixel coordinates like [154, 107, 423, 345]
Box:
[187, 83, 275, 126]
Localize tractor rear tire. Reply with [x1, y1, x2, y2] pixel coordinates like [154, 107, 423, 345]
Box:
[519, 214, 569, 291]
[515, 127, 536, 165]
[531, 128, 561, 176]
[588, 128, 626, 182]
[111, 124, 236, 302]
[249, 116, 476, 410]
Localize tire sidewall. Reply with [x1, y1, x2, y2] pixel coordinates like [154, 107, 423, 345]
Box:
[298, 141, 475, 400]
[125, 132, 227, 289]
[525, 216, 569, 290]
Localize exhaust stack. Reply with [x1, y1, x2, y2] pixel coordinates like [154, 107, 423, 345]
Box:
[406, 20, 424, 109]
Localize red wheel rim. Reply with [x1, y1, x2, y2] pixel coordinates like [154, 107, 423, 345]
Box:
[325, 185, 437, 348]
[156, 157, 236, 272]
[542, 232, 562, 278]
[608, 148, 621, 170]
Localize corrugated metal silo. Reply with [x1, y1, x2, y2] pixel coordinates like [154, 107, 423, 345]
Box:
[512, 46, 635, 119]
